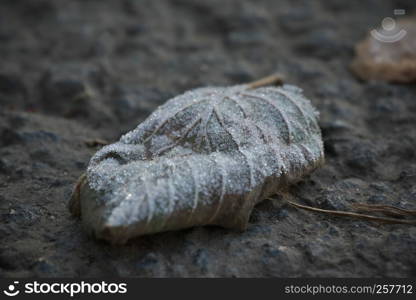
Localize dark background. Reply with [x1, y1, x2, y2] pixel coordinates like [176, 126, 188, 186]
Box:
[0, 0, 415, 277]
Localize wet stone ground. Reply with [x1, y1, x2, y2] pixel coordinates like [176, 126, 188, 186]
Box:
[1, 0, 416, 277]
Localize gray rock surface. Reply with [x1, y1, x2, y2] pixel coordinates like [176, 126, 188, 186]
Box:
[0, 0, 415, 277]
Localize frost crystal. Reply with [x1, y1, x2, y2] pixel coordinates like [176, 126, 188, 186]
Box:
[70, 82, 324, 244]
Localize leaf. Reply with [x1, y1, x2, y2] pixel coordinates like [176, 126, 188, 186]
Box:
[70, 77, 324, 244]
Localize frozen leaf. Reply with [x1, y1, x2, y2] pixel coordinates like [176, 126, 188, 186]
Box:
[351, 18, 416, 83]
[69, 76, 324, 244]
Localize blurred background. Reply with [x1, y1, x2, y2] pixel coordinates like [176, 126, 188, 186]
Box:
[0, 0, 416, 277]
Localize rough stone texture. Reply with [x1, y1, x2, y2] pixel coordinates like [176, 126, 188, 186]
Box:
[0, 0, 416, 277]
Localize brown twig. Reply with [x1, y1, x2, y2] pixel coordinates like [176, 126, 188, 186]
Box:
[286, 200, 416, 225]
[85, 138, 108, 147]
[68, 173, 87, 217]
[247, 74, 284, 89]
[351, 203, 416, 217]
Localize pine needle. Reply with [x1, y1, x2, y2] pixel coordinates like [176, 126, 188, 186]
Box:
[286, 200, 416, 225]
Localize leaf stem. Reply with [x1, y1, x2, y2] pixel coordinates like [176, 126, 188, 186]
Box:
[69, 173, 87, 217]
[351, 203, 416, 217]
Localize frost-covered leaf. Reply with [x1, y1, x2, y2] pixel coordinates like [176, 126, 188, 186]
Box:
[351, 17, 416, 83]
[70, 80, 324, 244]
